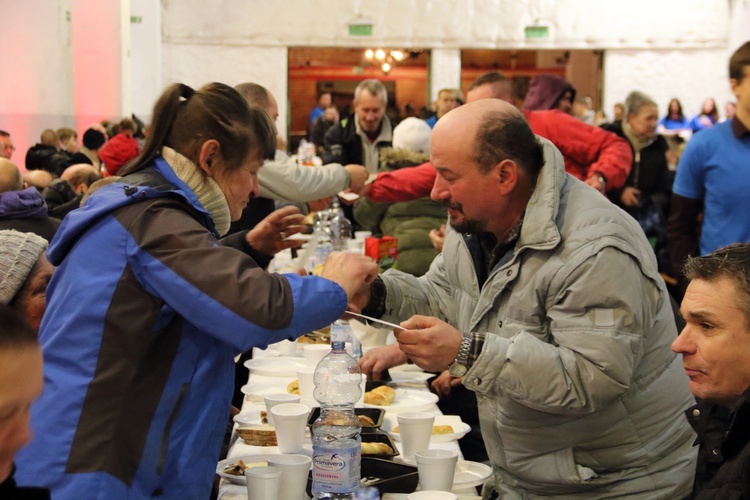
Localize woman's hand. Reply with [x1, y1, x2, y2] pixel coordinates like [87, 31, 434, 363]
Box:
[620, 186, 640, 207]
[245, 205, 306, 256]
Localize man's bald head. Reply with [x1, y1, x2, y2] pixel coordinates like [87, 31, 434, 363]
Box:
[23, 170, 54, 191]
[433, 99, 542, 176]
[0, 159, 24, 193]
[40, 129, 59, 148]
[234, 83, 279, 134]
[61, 164, 102, 194]
[466, 71, 514, 104]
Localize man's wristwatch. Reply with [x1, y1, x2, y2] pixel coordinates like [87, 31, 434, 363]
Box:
[449, 333, 472, 377]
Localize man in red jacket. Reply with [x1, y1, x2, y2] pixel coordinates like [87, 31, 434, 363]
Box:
[99, 117, 140, 176]
[362, 71, 631, 202]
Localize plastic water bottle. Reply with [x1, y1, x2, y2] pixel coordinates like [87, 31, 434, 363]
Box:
[313, 209, 333, 267]
[311, 320, 363, 499]
[328, 198, 352, 252]
[337, 319, 361, 360]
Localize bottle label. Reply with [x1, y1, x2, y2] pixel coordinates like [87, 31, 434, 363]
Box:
[312, 443, 361, 493]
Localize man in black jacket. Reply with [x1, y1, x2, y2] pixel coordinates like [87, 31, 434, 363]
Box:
[672, 242, 750, 498]
[321, 79, 392, 173]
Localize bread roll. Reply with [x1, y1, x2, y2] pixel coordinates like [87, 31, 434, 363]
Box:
[361, 441, 394, 455]
[357, 414, 376, 427]
[287, 379, 300, 395]
[364, 385, 396, 406]
[393, 424, 454, 435]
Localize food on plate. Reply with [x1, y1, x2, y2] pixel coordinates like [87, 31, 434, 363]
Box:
[364, 385, 396, 406]
[287, 379, 300, 395]
[393, 424, 454, 435]
[312, 263, 325, 276]
[236, 425, 277, 446]
[361, 441, 394, 456]
[260, 410, 268, 425]
[222, 458, 268, 476]
[357, 414, 377, 427]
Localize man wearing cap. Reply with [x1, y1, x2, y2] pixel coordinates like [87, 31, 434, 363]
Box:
[0, 230, 53, 333]
[68, 128, 106, 171]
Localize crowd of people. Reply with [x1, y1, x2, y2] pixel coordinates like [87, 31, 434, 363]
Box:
[0, 40, 749, 498]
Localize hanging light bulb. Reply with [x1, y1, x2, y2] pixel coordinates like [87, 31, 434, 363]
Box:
[391, 50, 404, 61]
[382, 62, 392, 73]
[375, 49, 386, 60]
[365, 49, 374, 59]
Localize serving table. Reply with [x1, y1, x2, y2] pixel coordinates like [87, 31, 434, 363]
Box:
[217, 340, 488, 499]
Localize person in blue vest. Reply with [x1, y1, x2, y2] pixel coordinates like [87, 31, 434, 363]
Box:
[14, 82, 377, 498]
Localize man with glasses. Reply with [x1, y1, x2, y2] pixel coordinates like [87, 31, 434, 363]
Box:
[0, 131, 14, 160]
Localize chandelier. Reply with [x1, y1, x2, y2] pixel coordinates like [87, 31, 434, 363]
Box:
[363, 49, 422, 74]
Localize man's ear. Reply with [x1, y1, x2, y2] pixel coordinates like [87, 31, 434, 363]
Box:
[494, 159, 518, 196]
[197, 139, 221, 176]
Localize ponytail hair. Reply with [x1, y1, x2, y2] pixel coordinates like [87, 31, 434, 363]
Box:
[121, 82, 275, 176]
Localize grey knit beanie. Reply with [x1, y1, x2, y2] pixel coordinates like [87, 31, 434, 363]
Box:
[0, 230, 49, 304]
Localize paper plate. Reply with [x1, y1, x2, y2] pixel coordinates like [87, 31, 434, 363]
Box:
[244, 356, 307, 377]
[453, 460, 493, 489]
[216, 455, 271, 485]
[363, 388, 438, 413]
[384, 415, 472, 444]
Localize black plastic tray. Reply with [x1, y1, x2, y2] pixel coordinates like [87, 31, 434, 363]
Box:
[307, 407, 385, 433]
[306, 456, 418, 497]
[360, 432, 399, 459]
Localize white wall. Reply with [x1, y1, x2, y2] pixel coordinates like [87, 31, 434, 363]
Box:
[155, 0, 737, 139]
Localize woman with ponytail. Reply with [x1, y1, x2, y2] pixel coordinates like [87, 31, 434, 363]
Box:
[14, 82, 377, 497]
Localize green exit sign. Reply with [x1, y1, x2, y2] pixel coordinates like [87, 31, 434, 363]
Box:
[349, 23, 373, 37]
[131, 16, 143, 24]
[524, 25, 549, 39]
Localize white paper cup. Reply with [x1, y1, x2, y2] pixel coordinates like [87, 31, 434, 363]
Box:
[245, 465, 282, 500]
[407, 492, 458, 500]
[273, 338, 298, 356]
[354, 374, 368, 408]
[397, 412, 435, 461]
[415, 449, 459, 492]
[296, 366, 316, 402]
[303, 344, 330, 367]
[264, 393, 300, 426]
[267, 454, 312, 500]
[354, 230, 372, 241]
[270, 403, 310, 453]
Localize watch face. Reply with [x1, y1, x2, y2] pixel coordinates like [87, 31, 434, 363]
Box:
[449, 363, 468, 378]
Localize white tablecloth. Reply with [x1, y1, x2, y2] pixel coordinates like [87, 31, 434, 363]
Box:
[217, 344, 483, 499]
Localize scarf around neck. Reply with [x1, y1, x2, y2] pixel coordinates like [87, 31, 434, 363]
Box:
[161, 146, 231, 236]
[622, 121, 656, 157]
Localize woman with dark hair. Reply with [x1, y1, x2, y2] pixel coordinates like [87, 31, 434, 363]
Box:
[658, 98, 691, 138]
[14, 82, 377, 497]
[690, 97, 720, 133]
[0, 304, 49, 499]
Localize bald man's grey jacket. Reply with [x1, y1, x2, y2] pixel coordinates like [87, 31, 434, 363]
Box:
[380, 138, 697, 498]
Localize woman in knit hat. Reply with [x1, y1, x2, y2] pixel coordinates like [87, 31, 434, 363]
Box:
[0, 230, 52, 333]
[13, 82, 377, 497]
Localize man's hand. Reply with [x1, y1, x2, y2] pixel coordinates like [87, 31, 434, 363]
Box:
[307, 196, 333, 213]
[320, 252, 378, 311]
[396, 315, 462, 372]
[358, 343, 407, 381]
[429, 224, 446, 253]
[430, 370, 463, 400]
[620, 186, 641, 207]
[584, 175, 606, 194]
[345, 164, 369, 192]
[245, 205, 305, 256]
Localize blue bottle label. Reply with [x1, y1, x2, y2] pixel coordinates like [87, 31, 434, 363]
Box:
[312, 443, 361, 493]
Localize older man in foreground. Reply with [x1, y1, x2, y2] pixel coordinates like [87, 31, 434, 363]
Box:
[348, 99, 696, 498]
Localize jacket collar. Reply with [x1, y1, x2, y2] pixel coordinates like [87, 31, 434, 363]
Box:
[515, 137, 563, 252]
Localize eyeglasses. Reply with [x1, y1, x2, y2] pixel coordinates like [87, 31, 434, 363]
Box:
[3, 145, 14, 153]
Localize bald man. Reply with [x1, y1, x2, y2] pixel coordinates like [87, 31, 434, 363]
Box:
[344, 100, 696, 498]
[0, 158, 60, 240]
[42, 164, 101, 219]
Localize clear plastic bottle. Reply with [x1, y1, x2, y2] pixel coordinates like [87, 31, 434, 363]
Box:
[328, 198, 353, 252]
[311, 320, 363, 499]
[312, 208, 333, 267]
